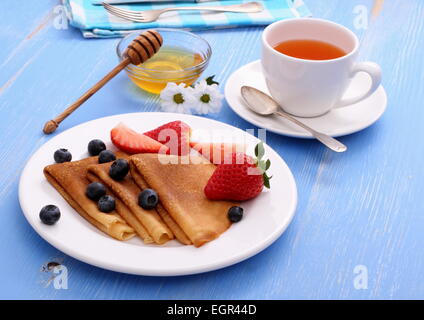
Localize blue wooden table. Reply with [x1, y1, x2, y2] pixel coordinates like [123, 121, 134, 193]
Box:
[1, 0, 423, 299]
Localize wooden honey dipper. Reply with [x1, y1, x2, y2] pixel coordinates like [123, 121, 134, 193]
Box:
[43, 29, 163, 134]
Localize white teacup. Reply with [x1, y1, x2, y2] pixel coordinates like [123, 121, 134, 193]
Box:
[261, 18, 382, 117]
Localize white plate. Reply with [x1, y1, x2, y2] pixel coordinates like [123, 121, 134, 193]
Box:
[19, 113, 297, 276]
[225, 60, 388, 138]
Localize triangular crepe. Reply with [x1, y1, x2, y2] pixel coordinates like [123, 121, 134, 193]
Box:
[130, 154, 237, 247]
[130, 164, 192, 245]
[44, 157, 135, 241]
[87, 160, 174, 245]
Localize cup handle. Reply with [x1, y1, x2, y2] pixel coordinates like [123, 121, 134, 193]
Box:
[336, 62, 382, 108]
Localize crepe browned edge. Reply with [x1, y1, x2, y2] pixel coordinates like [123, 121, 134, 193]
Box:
[43, 156, 135, 241]
[130, 163, 192, 245]
[130, 154, 237, 247]
[86, 172, 153, 244]
[87, 161, 174, 245]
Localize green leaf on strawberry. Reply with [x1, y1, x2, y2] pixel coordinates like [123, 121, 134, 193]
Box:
[205, 75, 219, 86]
[263, 173, 271, 189]
[265, 159, 271, 170]
[254, 141, 265, 160]
[254, 142, 271, 189]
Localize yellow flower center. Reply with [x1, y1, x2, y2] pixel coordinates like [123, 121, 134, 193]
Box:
[200, 94, 211, 103]
[173, 93, 185, 104]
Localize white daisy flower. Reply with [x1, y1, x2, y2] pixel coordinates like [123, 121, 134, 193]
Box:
[160, 82, 194, 114]
[191, 80, 224, 115]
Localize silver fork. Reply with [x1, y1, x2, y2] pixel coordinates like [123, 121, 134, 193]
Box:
[103, 1, 264, 23]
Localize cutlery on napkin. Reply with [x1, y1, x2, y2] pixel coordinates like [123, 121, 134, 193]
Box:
[64, 0, 311, 38]
[92, 0, 216, 4]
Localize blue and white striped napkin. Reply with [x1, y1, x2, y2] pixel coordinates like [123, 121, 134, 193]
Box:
[63, 0, 311, 38]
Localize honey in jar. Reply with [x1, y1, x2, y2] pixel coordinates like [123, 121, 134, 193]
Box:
[126, 46, 204, 94]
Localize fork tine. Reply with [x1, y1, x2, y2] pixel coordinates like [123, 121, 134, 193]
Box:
[103, 4, 142, 18]
[102, 2, 155, 23]
[106, 9, 143, 21]
[103, 2, 127, 14]
[104, 6, 145, 22]
[105, 10, 147, 23]
[104, 7, 135, 21]
[106, 10, 144, 21]
[102, 2, 144, 15]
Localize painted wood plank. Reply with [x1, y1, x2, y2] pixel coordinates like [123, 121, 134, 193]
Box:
[0, 0, 423, 299]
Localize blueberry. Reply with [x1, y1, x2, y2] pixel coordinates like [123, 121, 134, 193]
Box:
[39, 205, 61, 225]
[228, 206, 243, 222]
[109, 159, 129, 181]
[97, 195, 115, 213]
[54, 149, 72, 163]
[86, 182, 106, 200]
[138, 189, 159, 210]
[98, 150, 116, 164]
[88, 139, 106, 156]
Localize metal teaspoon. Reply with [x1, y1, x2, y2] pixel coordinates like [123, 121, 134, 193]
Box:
[240, 86, 347, 152]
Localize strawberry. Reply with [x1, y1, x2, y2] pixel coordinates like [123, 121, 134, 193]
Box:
[110, 123, 168, 154]
[190, 141, 246, 164]
[144, 121, 191, 156]
[204, 142, 271, 201]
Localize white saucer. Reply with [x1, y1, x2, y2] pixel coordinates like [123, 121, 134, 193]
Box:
[225, 60, 387, 138]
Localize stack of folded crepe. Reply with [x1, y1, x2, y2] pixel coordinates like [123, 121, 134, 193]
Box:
[44, 154, 135, 241]
[44, 152, 237, 247]
[130, 154, 237, 247]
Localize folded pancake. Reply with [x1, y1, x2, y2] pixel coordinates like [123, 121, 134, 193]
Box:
[130, 164, 192, 245]
[44, 157, 135, 241]
[130, 154, 237, 247]
[87, 161, 174, 245]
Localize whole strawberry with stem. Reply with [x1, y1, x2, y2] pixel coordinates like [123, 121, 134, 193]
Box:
[204, 142, 271, 201]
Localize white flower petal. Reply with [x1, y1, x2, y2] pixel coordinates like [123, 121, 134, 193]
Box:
[195, 80, 208, 90]
[190, 80, 223, 114]
[160, 82, 180, 100]
[159, 82, 196, 114]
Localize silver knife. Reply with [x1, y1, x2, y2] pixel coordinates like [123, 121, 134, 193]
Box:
[92, 0, 216, 4]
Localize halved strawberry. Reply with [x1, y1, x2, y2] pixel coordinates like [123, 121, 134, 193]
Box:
[190, 141, 246, 164]
[204, 142, 271, 201]
[144, 121, 191, 156]
[110, 123, 168, 154]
